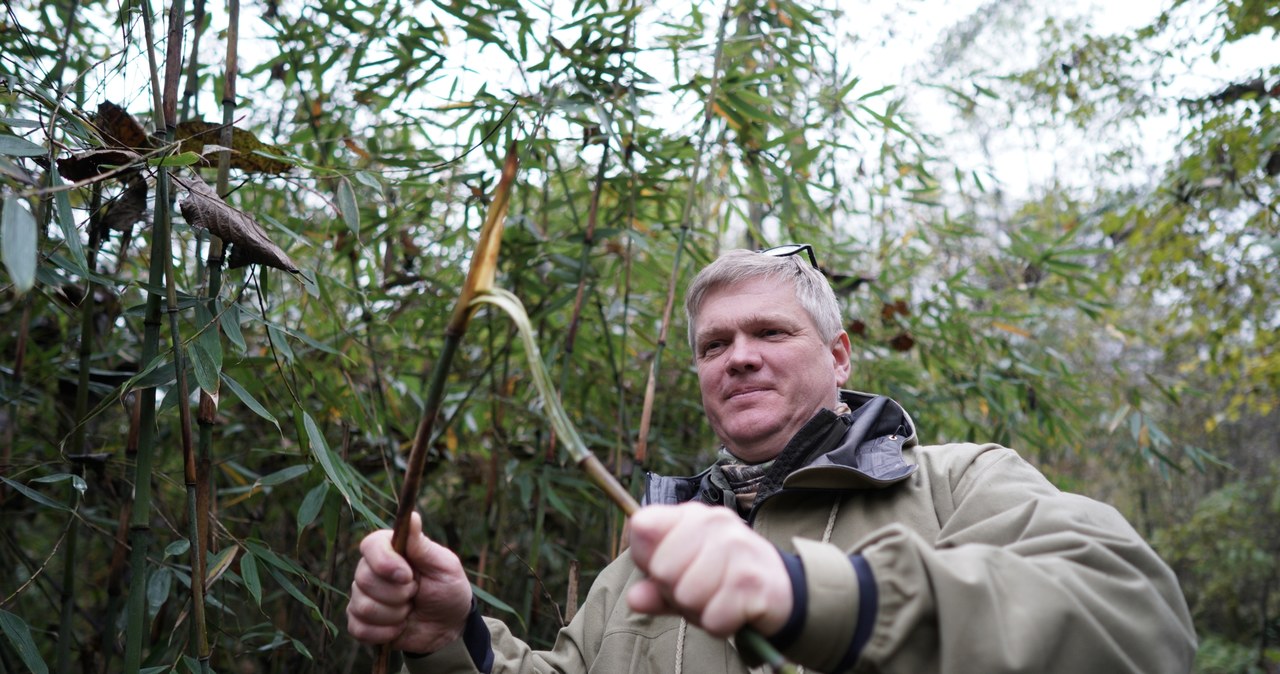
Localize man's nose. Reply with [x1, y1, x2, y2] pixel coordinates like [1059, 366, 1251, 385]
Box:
[725, 339, 762, 372]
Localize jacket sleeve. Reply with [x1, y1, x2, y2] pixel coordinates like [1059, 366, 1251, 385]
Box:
[786, 443, 1196, 674]
[404, 553, 635, 674]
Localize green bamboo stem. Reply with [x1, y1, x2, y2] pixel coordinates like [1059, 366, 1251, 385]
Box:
[634, 0, 734, 465]
[191, 0, 240, 582]
[57, 184, 104, 674]
[124, 0, 189, 669]
[164, 203, 210, 666]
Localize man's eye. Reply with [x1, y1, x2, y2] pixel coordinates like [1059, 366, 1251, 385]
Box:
[700, 341, 725, 356]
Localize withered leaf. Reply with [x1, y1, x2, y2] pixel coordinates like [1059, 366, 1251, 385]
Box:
[57, 149, 144, 181]
[174, 120, 293, 175]
[96, 102, 151, 149]
[888, 332, 915, 352]
[177, 171, 298, 273]
[101, 173, 149, 233]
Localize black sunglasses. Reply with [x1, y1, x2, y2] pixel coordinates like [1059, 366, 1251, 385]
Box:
[759, 243, 818, 268]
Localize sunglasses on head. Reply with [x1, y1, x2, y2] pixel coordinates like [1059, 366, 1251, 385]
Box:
[759, 243, 818, 268]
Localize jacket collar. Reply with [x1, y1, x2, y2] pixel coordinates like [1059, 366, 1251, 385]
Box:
[644, 390, 918, 507]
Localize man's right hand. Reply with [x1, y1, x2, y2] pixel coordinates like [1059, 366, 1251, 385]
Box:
[346, 512, 474, 654]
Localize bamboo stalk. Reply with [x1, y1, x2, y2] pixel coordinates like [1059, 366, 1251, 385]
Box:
[164, 198, 209, 667]
[191, 0, 240, 589]
[373, 141, 520, 674]
[634, 0, 734, 465]
[123, 0, 188, 669]
[58, 181, 105, 674]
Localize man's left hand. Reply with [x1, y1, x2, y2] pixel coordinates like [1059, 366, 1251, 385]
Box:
[626, 502, 793, 638]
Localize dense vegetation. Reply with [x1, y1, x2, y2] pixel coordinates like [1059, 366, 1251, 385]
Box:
[0, 0, 1275, 672]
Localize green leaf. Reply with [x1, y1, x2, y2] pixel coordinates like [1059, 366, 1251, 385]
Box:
[857, 84, 896, 101]
[50, 165, 88, 274]
[299, 409, 384, 528]
[165, 539, 191, 557]
[191, 303, 223, 395]
[206, 544, 239, 586]
[2, 196, 38, 293]
[0, 475, 71, 511]
[268, 325, 295, 362]
[241, 552, 262, 606]
[219, 301, 247, 353]
[0, 135, 45, 157]
[32, 472, 87, 495]
[0, 609, 48, 674]
[149, 151, 202, 167]
[258, 464, 310, 487]
[471, 584, 517, 615]
[147, 566, 173, 615]
[302, 410, 354, 507]
[221, 372, 279, 428]
[291, 638, 314, 659]
[337, 177, 360, 235]
[298, 482, 329, 530]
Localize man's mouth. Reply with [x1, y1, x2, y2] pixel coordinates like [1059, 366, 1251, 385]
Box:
[726, 386, 769, 400]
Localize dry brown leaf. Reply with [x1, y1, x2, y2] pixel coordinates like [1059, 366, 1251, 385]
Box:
[57, 149, 144, 181]
[177, 172, 298, 273]
[101, 173, 149, 233]
[96, 102, 151, 149]
[174, 120, 293, 175]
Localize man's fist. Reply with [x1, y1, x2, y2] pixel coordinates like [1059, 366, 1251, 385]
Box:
[626, 503, 793, 638]
[346, 512, 474, 654]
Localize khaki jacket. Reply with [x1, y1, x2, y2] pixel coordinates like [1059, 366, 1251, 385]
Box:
[407, 393, 1195, 673]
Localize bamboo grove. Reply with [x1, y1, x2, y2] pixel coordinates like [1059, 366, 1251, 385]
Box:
[1, 0, 1276, 672]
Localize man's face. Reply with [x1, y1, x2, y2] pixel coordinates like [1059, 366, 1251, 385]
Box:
[692, 276, 852, 463]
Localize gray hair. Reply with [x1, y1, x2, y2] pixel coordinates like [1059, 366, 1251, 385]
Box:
[685, 249, 843, 350]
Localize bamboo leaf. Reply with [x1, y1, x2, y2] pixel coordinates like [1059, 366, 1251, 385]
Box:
[149, 151, 203, 167]
[205, 544, 239, 587]
[297, 481, 329, 530]
[1, 195, 38, 293]
[240, 552, 262, 606]
[258, 464, 310, 487]
[50, 165, 88, 273]
[165, 539, 191, 557]
[32, 472, 87, 495]
[471, 584, 517, 616]
[0, 135, 45, 157]
[337, 177, 360, 235]
[302, 410, 351, 504]
[220, 372, 279, 429]
[191, 303, 223, 395]
[178, 171, 298, 272]
[219, 301, 247, 353]
[147, 567, 173, 615]
[0, 475, 71, 511]
[0, 609, 48, 674]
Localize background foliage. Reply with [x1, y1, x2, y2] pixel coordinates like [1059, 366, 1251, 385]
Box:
[0, 0, 1275, 672]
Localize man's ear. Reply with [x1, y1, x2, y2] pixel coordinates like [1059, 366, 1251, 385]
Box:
[831, 332, 852, 385]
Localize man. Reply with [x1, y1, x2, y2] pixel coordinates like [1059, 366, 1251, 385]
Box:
[348, 246, 1197, 673]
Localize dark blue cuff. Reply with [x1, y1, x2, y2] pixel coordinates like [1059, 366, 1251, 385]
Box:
[833, 554, 877, 672]
[768, 549, 807, 650]
[462, 599, 495, 673]
[403, 598, 494, 673]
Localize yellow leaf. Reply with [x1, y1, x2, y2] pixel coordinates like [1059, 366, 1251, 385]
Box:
[445, 427, 458, 452]
[992, 321, 1031, 338]
[711, 102, 742, 132]
[978, 398, 989, 418]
